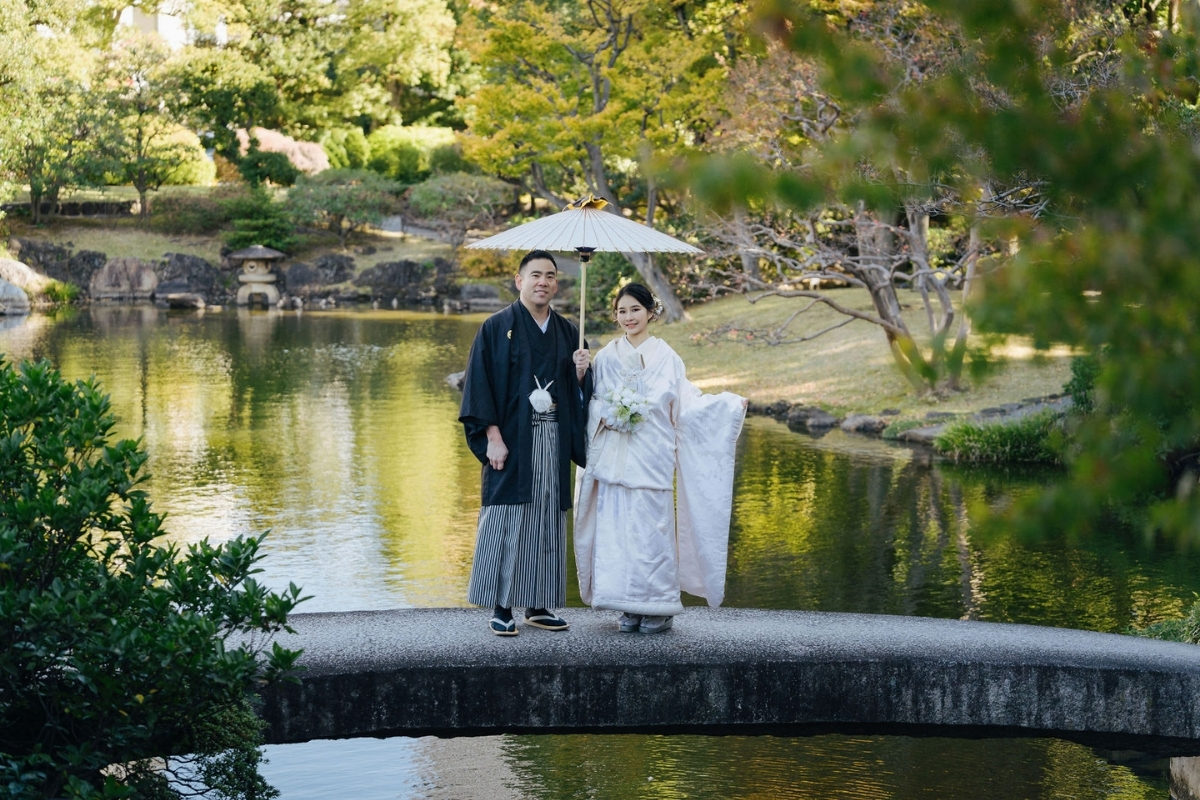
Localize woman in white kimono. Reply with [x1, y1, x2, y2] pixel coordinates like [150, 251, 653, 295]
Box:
[573, 283, 747, 634]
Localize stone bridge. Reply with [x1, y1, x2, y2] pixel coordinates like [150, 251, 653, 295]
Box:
[257, 608, 1200, 757]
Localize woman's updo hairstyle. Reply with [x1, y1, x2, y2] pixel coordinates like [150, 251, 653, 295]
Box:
[612, 282, 663, 321]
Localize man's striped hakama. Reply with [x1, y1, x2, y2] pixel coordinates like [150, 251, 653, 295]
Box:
[466, 409, 566, 609]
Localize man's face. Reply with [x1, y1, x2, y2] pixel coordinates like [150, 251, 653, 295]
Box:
[515, 258, 559, 312]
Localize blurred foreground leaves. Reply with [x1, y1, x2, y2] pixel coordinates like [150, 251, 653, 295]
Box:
[692, 0, 1200, 545]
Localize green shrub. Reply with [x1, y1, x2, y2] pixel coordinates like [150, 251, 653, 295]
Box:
[224, 187, 297, 252]
[149, 186, 253, 235]
[320, 127, 371, 170]
[42, 280, 80, 305]
[366, 125, 456, 183]
[457, 247, 521, 278]
[238, 149, 300, 187]
[881, 419, 925, 440]
[287, 169, 401, 247]
[429, 143, 475, 175]
[934, 410, 1062, 464]
[150, 193, 228, 234]
[0, 357, 303, 798]
[1129, 594, 1200, 644]
[1064, 354, 1100, 413]
[407, 172, 514, 246]
[163, 127, 218, 186]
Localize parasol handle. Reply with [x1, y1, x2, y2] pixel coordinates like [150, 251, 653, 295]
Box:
[576, 247, 595, 351]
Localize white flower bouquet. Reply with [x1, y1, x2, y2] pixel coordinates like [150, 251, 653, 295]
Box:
[600, 385, 649, 433]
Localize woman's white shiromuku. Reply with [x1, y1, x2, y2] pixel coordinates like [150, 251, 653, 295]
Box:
[573, 335, 745, 616]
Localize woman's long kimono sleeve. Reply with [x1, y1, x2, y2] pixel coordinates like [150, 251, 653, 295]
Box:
[675, 377, 746, 607]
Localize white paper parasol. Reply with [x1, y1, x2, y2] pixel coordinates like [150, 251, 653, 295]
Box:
[464, 196, 702, 348]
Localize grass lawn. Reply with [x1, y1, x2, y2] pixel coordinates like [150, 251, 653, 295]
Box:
[593, 291, 1073, 417]
[6, 218, 227, 263]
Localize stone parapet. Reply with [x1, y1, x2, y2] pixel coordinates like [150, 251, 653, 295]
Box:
[257, 608, 1200, 755]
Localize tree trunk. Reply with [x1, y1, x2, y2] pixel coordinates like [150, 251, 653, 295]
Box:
[905, 204, 955, 382]
[29, 187, 43, 225]
[44, 186, 61, 222]
[906, 206, 936, 334]
[854, 204, 907, 333]
[946, 220, 979, 390]
[734, 207, 761, 281]
[855, 203, 933, 389]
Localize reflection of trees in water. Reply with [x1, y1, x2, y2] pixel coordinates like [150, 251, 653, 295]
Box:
[726, 421, 1200, 632]
[500, 733, 1163, 800]
[1, 309, 492, 605]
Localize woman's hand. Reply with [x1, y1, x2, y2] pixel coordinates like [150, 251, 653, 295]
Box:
[573, 348, 592, 384]
[741, 398, 749, 410]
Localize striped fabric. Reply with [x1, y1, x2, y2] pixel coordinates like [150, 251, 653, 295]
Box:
[466, 410, 566, 609]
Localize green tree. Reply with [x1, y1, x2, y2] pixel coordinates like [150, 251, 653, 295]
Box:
[102, 33, 194, 217]
[0, 37, 116, 224]
[0, 358, 304, 798]
[189, 0, 456, 135]
[462, 0, 742, 321]
[731, 0, 1200, 541]
[171, 48, 282, 163]
[287, 169, 402, 248]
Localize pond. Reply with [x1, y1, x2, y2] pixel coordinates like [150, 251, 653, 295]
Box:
[3, 306, 1196, 799]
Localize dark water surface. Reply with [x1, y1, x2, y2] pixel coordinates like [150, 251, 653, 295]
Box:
[3, 307, 1194, 799]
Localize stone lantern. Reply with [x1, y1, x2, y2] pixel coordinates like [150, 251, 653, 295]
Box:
[228, 244, 285, 307]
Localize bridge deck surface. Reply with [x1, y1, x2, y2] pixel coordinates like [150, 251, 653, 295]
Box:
[259, 608, 1200, 754]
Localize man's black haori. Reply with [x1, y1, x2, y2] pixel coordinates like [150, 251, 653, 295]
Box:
[459, 300, 592, 510]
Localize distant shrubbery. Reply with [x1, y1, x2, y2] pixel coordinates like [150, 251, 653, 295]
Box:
[366, 125, 456, 184]
[407, 172, 514, 246]
[1064, 354, 1100, 414]
[238, 149, 300, 187]
[150, 193, 228, 234]
[320, 127, 371, 170]
[934, 411, 1063, 464]
[224, 187, 297, 252]
[148, 185, 296, 251]
[143, 125, 484, 252]
[1129, 595, 1200, 644]
[287, 169, 402, 247]
[162, 127, 218, 186]
[457, 248, 520, 278]
[149, 185, 250, 235]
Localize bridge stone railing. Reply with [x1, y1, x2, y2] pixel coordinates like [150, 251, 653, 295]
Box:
[257, 607, 1200, 756]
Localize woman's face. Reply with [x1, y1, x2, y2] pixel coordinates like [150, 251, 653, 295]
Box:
[615, 294, 651, 338]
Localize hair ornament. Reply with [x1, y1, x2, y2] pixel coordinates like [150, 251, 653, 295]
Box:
[650, 295, 664, 320]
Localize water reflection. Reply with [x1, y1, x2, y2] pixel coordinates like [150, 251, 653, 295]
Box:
[727, 420, 1197, 631]
[1, 308, 1190, 799]
[259, 734, 1166, 800]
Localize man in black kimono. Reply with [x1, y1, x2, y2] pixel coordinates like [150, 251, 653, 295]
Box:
[459, 250, 593, 635]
